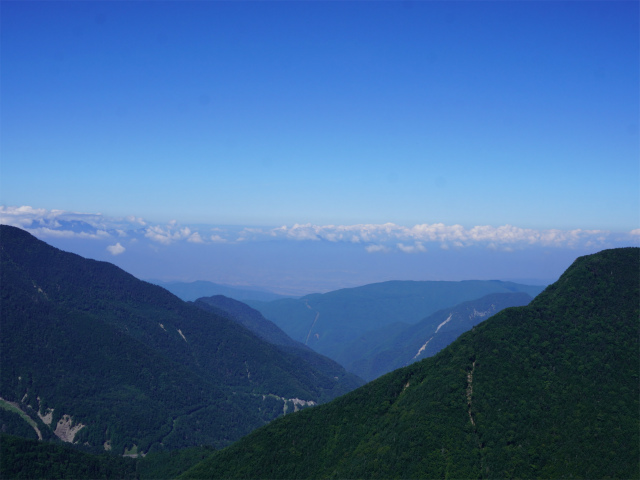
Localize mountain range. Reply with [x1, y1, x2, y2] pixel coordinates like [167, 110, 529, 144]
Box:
[247, 280, 545, 370]
[0, 225, 361, 456]
[1, 224, 637, 479]
[182, 247, 639, 479]
[152, 280, 293, 303]
[345, 291, 533, 381]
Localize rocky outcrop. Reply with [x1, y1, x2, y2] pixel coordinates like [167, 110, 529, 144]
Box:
[53, 414, 85, 443]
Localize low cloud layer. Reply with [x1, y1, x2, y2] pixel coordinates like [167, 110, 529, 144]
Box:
[1, 205, 637, 254]
[255, 222, 624, 252]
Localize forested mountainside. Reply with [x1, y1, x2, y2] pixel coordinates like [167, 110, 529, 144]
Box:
[183, 248, 639, 479]
[0, 225, 360, 456]
[193, 296, 363, 389]
[247, 280, 545, 366]
[0, 434, 138, 479]
[345, 292, 533, 381]
[0, 433, 215, 480]
[194, 295, 304, 349]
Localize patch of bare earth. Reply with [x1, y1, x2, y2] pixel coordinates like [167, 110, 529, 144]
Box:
[54, 414, 85, 443]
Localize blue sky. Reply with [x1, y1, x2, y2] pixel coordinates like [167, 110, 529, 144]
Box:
[1, 1, 638, 293]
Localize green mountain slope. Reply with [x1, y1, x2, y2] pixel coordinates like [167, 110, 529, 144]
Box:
[347, 292, 533, 381]
[0, 225, 360, 455]
[194, 295, 304, 349]
[248, 280, 545, 366]
[193, 295, 364, 396]
[182, 247, 639, 479]
[0, 434, 138, 480]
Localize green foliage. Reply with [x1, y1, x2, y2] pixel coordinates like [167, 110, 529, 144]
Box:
[0, 410, 39, 441]
[136, 446, 215, 479]
[193, 296, 364, 399]
[0, 434, 137, 479]
[0, 225, 361, 455]
[347, 292, 533, 380]
[182, 248, 639, 479]
[195, 295, 302, 348]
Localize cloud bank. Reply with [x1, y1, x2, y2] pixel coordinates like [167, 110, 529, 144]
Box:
[1, 205, 636, 253]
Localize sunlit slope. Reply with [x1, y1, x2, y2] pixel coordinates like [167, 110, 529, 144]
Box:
[183, 248, 639, 479]
[0, 225, 361, 455]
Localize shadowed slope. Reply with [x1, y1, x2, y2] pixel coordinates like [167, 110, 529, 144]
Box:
[0, 225, 362, 455]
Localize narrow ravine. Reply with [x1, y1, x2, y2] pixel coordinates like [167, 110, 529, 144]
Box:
[466, 358, 487, 476]
[466, 360, 476, 426]
[305, 311, 320, 345]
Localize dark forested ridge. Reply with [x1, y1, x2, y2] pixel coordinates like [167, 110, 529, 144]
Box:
[0, 225, 360, 457]
[0, 434, 138, 479]
[193, 296, 363, 393]
[193, 295, 304, 349]
[182, 247, 639, 479]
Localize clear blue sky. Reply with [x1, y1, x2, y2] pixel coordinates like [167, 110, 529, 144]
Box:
[1, 2, 638, 293]
[3, 0, 638, 230]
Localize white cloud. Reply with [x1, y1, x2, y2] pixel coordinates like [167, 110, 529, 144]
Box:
[236, 227, 268, 242]
[1, 205, 629, 252]
[106, 243, 126, 255]
[210, 234, 227, 243]
[24, 227, 111, 240]
[144, 225, 194, 245]
[261, 222, 615, 252]
[284, 224, 322, 241]
[125, 215, 146, 226]
[0, 205, 148, 239]
[187, 232, 204, 243]
[366, 244, 390, 253]
[397, 242, 427, 253]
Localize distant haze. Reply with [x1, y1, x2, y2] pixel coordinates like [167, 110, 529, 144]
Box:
[1, 206, 636, 295]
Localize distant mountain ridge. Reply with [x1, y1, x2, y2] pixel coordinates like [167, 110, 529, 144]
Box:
[152, 280, 293, 302]
[345, 292, 533, 380]
[247, 280, 545, 368]
[182, 247, 639, 479]
[0, 225, 361, 455]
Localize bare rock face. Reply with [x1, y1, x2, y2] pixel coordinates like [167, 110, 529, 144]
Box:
[54, 415, 85, 443]
[37, 398, 54, 426]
